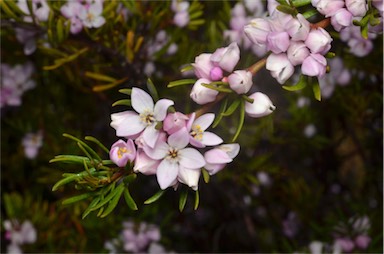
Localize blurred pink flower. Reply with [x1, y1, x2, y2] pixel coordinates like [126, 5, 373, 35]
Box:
[109, 139, 136, 167]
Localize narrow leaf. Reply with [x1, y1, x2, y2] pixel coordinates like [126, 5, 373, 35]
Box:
[63, 133, 102, 161]
[283, 75, 307, 91]
[194, 190, 199, 210]
[202, 168, 210, 183]
[92, 77, 129, 92]
[112, 99, 131, 107]
[62, 192, 96, 205]
[179, 189, 188, 212]
[202, 83, 233, 93]
[167, 79, 197, 88]
[212, 98, 228, 128]
[232, 100, 245, 142]
[82, 197, 101, 219]
[52, 175, 79, 191]
[144, 190, 165, 204]
[85, 136, 110, 154]
[312, 79, 321, 101]
[292, 0, 311, 7]
[276, 5, 298, 15]
[146, 78, 159, 102]
[89, 183, 122, 211]
[100, 184, 125, 218]
[85, 71, 116, 82]
[118, 88, 132, 95]
[124, 188, 138, 210]
[221, 99, 240, 116]
[50, 155, 91, 164]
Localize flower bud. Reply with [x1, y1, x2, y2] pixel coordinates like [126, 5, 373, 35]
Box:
[192, 53, 214, 79]
[287, 41, 310, 66]
[266, 31, 290, 54]
[334, 238, 355, 253]
[313, 0, 344, 17]
[163, 112, 189, 135]
[244, 18, 271, 46]
[190, 78, 219, 105]
[305, 27, 332, 54]
[331, 8, 353, 32]
[228, 70, 253, 94]
[345, 0, 368, 17]
[110, 139, 136, 167]
[301, 53, 327, 77]
[210, 42, 240, 72]
[245, 92, 276, 118]
[266, 53, 295, 84]
[286, 14, 310, 41]
[210, 66, 223, 81]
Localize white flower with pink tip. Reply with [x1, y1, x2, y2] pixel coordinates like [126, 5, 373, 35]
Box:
[204, 144, 240, 175]
[186, 113, 223, 148]
[143, 127, 205, 190]
[110, 87, 174, 148]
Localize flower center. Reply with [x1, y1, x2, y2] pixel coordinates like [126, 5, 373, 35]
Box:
[190, 124, 203, 141]
[140, 110, 156, 126]
[117, 147, 130, 158]
[86, 12, 95, 23]
[166, 147, 179, 162]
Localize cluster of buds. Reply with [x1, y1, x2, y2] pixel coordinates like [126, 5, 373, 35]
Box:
[245, 9, 332, 84]
[190, 42, 276, 118]
[60, 0, 106, 34]
[171, 0, 190, 27]
[110, 87, 240, 191]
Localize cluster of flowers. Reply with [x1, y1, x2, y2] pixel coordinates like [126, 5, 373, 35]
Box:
[312, 0, 383, 57]
[171, 0, 190, 28]
[308, 215, 371, 253]
[3, 219, 37, 254]
[60, 0, 106, 34]
[190, 42, 276, 118]
[109, 88, 240, 190]
[1, 62, 36, 108]
[104, 220, 166, 254]
[244, 6, 332, 84]
[223, 0, 267, 57]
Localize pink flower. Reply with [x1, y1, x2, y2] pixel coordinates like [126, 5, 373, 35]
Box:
[110, 87, 174, 148]
[312, 0, 344, 17]
[60, 1, 84, 34]
[78, 1, 106, 28]
[18, 0, 50, 22]
[266, 31, 290, 54]
[334, 238, 355, 252]
[204, 144, 240, 175]
[109, 139, 136, 167]
[245, 92, 276, 118]
[301, 53, 327, 77]
[355, 235, 371, 249]
[347, 38, 373, 57]
[163, 112, 189, 135]
[190, 78, 219, 105]
[186, 113, 223, 148]
[22, 131, 43, 159]
[286, 14, 311, 41]
[305, 28, 332, 54]
[209, 66, 223, 81]
[174, 11, 190, 27]
[210, 42, 240, 72]
[192, 53, 214, 79]
[345, 0, 368, 17]
[331, 8, 353, 32]
[244, 18, 271, 46]
[133, 150, 160, 175]
[143, 128, 205, 190]
[266, 53, 295, 84]
[287, 41, 310, 66]
[228, 70, 253, 94]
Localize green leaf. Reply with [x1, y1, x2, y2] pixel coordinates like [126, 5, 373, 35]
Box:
[302, 9, 318, 19]
[312, 79, 321, 101]
[89, 183, 123, 212]
[123, 173, 137, 184]
[276, 5, 298, 15]
[282, 75, 308, 91]
[52, 175, 79, 191]
[292, 0, 311, 7]
[202, 168, 210, 183]
[168, 79, 197, 88]
[180, 65, 193, 73]
[144, 190, 165, 204]
[202, 83, 233, 93]
[232, 100, 245, 142]
[50, 155, 91, 164]
[194, 190, 199, 210]
[100, 184, 125, 218]
[85, 71, 116, 82]
[221, 99, 241, 117]
[112, 99, 131, 107]
[212, 98, 228, 128]
[146, 78, 159, 102]
[0, 1, 20, 20]
[85, 136, 110, 154]
[63, 133, 102, 161]
[124, 188, 138, 210]
[179, 189, 188, 212]
[118, 88, 132, 95]
[62, 192, 97, 205]
[82, 197, 101, 219]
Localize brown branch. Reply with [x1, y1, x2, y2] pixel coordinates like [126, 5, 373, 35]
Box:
[310, 18, 331, 29]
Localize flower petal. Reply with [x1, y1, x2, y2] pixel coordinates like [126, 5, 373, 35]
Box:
[204, 149, 232, 164]
[168, 127, 190, 149]
[178, 148, 206, 168]
[143, 141, 169, 160]
[133, 150, 160, 175]
[110, 111, 145, 137]
[201, 132, 223, 146]
[143, 124, 159, 148]
[193, 113, 215, 131]
[178, 166, 201, 190]
[154, 99, 174, 121]
[156, 160, 179, 190]
[131, 87, 154, 114]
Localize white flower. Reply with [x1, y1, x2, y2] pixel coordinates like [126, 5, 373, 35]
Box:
[186, 113, 223, 148]
[78, 2, 106, 28]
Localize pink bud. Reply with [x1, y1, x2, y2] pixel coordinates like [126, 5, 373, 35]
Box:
[301, 53, 327, 77]
[133, 150, 160, 175]
[174, 11, 189, 27]
[110, 139, 136, 167]
[313, 0, 344, 17]
[245, 92, 276, 118]
[228, 70, 253, 94]
[287, 41, 310, 66]
[286, 14, 310, 41]
[345, 0, 368, 17]
[266, 53, 295, 84]
[334, 238, 355, 253]
[355, 235, 371, 249]
[210, 66, 223, 81]
[244, 18, 271, 46]
[266, 31, 290, 54]
[204, 144, 240, 175]
[331, 8, 353, 32]
[192, 53, 214, 79]
[210, 42, 240, 72]
[163, 112, 189, 135]
[190, 78, 219, 105]
[305, 27, 332, 54]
